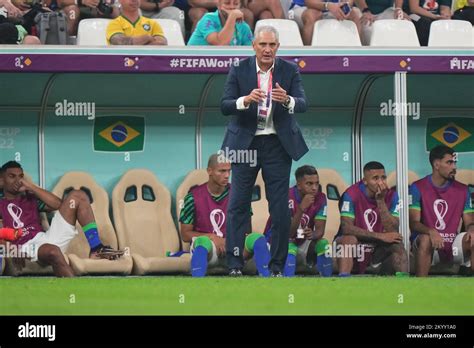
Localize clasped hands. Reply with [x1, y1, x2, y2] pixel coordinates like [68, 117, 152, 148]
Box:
[243, 83, 288, 107]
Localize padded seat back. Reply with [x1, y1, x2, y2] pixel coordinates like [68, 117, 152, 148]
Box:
[52, 171, 118, 258]
[113, 169, 181, 257]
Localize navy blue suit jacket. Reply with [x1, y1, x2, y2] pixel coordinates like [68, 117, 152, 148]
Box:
[221, 56, 309, 161]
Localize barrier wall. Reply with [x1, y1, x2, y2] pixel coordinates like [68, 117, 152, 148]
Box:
[0, 48, 472, 209]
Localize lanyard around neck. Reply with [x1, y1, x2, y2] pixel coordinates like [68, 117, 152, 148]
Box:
[257, 70, 273, 109]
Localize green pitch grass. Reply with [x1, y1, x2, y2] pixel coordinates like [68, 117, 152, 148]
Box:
[0, 277, 473, 315]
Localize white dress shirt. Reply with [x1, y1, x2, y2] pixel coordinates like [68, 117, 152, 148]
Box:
[236, 60, 295, 136]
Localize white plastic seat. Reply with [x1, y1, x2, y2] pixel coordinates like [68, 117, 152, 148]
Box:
[428, 20, 473, 47]
[52, 172, 133, 276]
[312, 19, 361, 46]
[370, 19, 420, 46]
[76, 18, 111, 46]
[255, 19, 303, 46]
[153, 18, 185, 46]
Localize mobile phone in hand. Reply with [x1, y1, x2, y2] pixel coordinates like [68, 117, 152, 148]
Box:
[341, 2, 351, 15]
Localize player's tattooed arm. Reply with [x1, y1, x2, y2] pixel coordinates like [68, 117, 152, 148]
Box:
[109, 34, 134, 45]
[110, 34, 154, 45]
[377, 199, 399, 232]
[150, 35, 167, 45]
[341, 216, 402, 244]
[375, 181, 398, 232]
[341, 216, 381, 242]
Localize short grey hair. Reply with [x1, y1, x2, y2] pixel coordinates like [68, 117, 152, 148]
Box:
[254, 25, 279, 42]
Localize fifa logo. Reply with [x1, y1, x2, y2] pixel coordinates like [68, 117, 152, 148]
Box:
[433, 199, 448, 231]
[363, 209, 377, 232]
[210, 209, 225, 237]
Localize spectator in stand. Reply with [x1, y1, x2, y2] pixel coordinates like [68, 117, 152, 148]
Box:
[11, 0, 78, 37]
[187, 0, 253, 45]
[139, 0, 185, 37]
[356, 0, 411, 45]
[106, 0, 167, 45]
[188, 0, 252, 32]
[452, 0, 474, 24]
[241, 0, 285, 29]
[57, 0, 120, 36]
[0, 0, 22, 17]
[288, 0, 361, 46]
[0, 0, 41, 44]
[408, 0, 452, 46]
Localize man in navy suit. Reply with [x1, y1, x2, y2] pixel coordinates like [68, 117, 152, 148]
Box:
[221, 25, 308, 277]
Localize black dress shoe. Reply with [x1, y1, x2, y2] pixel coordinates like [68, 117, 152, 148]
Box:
[229, 268, 243, 277]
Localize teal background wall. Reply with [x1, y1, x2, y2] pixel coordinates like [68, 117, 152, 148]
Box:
[0, 72, 472, 205]
[362, 74, 473, 178]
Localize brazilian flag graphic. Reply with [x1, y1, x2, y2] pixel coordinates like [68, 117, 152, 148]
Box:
[426, 117, 473, 153]
[94, 116, 145, 152]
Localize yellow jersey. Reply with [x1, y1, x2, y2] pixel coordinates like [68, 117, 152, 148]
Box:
[106, 15, 165, 45]
[454, 0, 467, 10]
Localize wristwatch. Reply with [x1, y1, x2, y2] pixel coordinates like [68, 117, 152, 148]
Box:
[283, 96, 291, 108]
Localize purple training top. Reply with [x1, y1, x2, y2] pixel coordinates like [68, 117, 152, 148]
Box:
[0, 193, 43, 245]
[264, 186, 327, 244]
[190, 183, 230, 238]
[410, 175, 471, 263]
[339, 181, 399, 233]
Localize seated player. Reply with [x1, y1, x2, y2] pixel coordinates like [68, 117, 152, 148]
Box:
[409, 145, 474, 277]
[57, 0, 120, 36]
[264, 165, 333, 277]
[106, 0, 167, 45]
[187, 0, 253, 46]
[0, 161, 124, 277]
[336, 161, 408, 277]
[180, 154, 270, 277]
